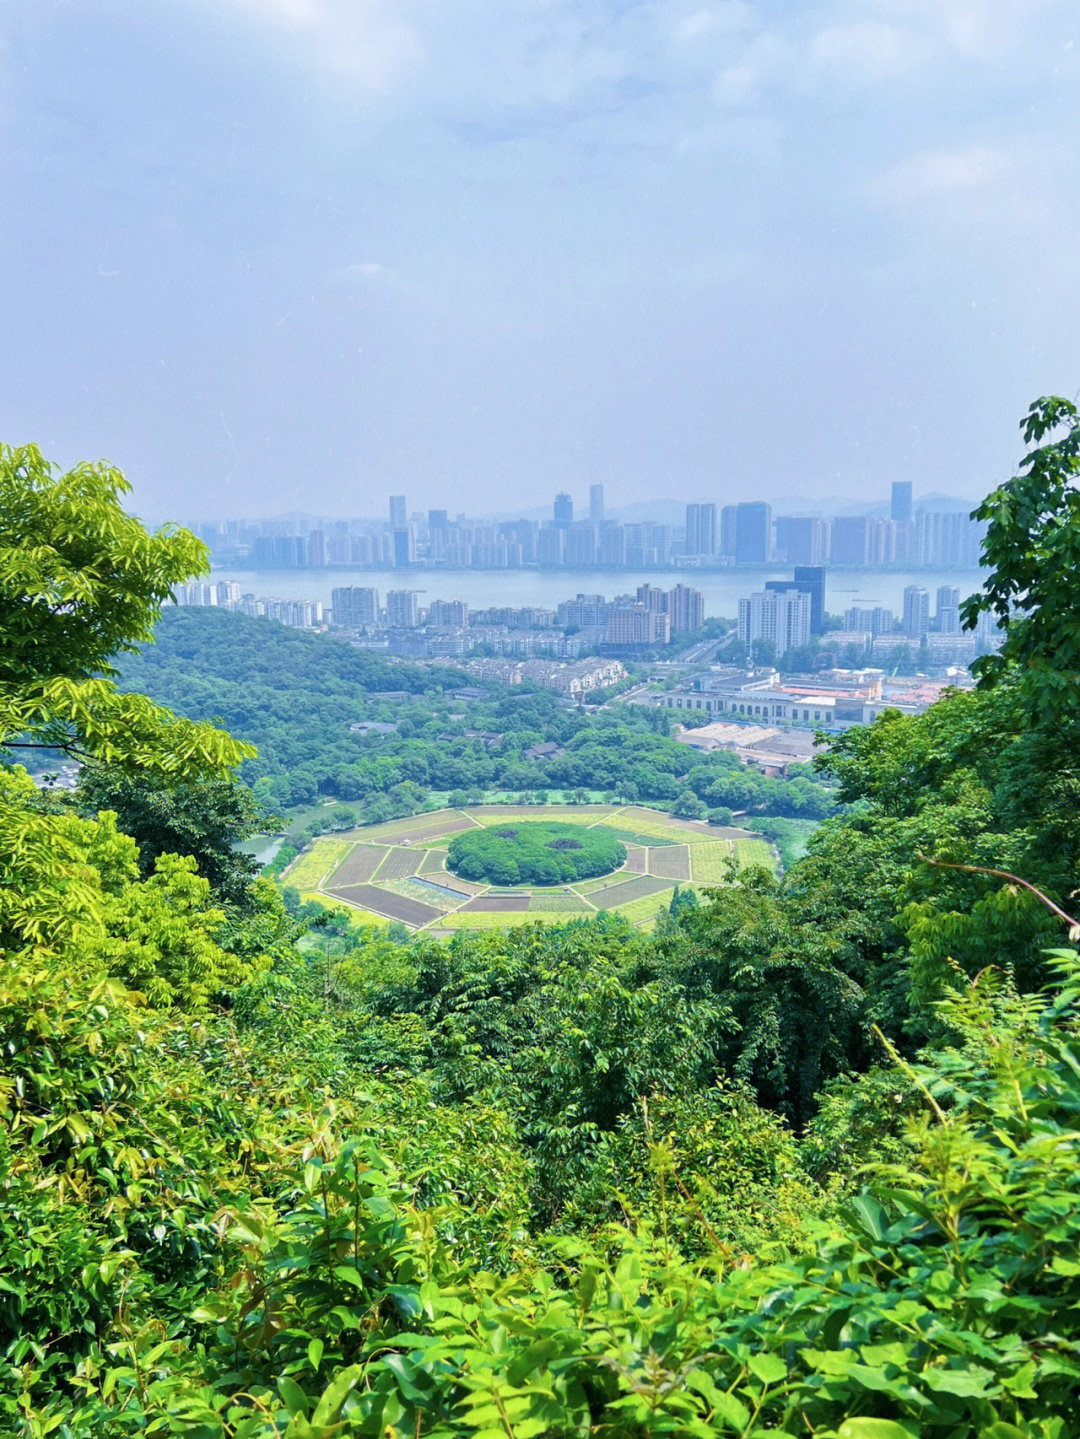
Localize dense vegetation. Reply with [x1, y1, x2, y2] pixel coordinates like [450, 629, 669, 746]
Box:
[447, 820, 626, 885]
[2, 398, 1080, 1436]
[111, 608, 839, 828]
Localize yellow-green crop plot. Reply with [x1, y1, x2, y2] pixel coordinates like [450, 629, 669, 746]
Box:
[734, 838, 778, 873]
[616, 889, 675, 925]
[282, 839, 354, 890]
[689, 841, 735, 884]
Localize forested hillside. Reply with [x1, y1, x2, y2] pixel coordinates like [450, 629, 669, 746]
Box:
[3, 398, 1080, 1436]
[115, 609, 837, 825]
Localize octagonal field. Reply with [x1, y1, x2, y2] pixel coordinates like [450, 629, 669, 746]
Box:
[281, 805, 774, 933]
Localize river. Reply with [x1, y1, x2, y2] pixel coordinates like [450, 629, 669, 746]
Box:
[211, 566, 982, 620]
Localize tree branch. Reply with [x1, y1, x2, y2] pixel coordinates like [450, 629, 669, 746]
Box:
[915, 851, 1080, 931]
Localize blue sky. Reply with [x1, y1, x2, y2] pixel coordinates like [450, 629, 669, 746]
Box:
[2, 0, 1077, 520]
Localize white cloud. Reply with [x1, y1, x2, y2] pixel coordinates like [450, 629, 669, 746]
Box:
[809, 21, 925, 81]
[870, 144, 1010, 203]
[713, 63, 757, 106]
[200, 0, 423, 92]
[675, 3, 756, 43]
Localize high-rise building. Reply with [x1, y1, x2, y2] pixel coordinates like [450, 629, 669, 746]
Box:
[829, 516, 872, 567]
[567, 522, 598, 566]
[392, 527, 414, 567]
[307, 529, 325, 567]
[331, 586, 379, 628]
[386, 589, 420, 628]
[903, 585, 930, 640]
[764, 567, 825, 636]
[738, 588, 811, 656]
[589, 484, 604, 524]
[793, 566, 826, 636]
[428, 598, 469, 627]
[720, 506, 738, 558]
[608, 604, 670, 646]
[734, 502, 771, 564]
[554, 493, 574, 528]
[538, 527, 566, 566]
[636, 583, 668, 613]
[599, 524, 626, 568]
[389, 495, 407, 529]
[685, 502, 718, 558]
[667, 583, 705, 632]
[843, 605, 895, 637]
[775, 516, 827, 567]
[891, 481, 913, 524]
[936, 584, 961, 634]
[428, 509, 448, 530]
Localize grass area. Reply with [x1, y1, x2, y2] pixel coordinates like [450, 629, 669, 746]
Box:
[281, 839, 354, 890]
[689, 840, 735, 884]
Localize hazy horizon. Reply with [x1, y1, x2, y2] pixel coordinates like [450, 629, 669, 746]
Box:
[3, 1, 1078, 523]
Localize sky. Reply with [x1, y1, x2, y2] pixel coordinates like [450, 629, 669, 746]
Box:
[2, 0, 1078, 522]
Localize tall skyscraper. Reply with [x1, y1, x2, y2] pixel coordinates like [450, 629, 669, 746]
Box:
[891, 481, 913, 524]
[738, 588, 811, 656]
[720, 505, 738, 558]
[392, 528, 414, 567]
[903, 585, 930, 640]
[936, 584, 961, 634]
[428, 509, 448, 529]
[685, 502, 718, 558]
[830, 516, 872, 566]
[389, 495, 407, 529]
[386, 589, 420, 628]
[667, 583, 705, 632]
[765, 567, 825, 637]
[589, 484, 604, 524]
[331, 586, 379, 628]
[775, 516, 827, 566]
[554, 493, 573, 528]
[794, 566, 826, 635]
[734, 502, 771, 564]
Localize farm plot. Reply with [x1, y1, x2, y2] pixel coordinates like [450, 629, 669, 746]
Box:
[282, 839, 354, 890]
[323, 884, 444, 927]
[457, 894, 531, 913]
[374, 847, 425, 881]
[622, 844, 648, 874]
[440, 910, 570, 930]
[598, 826, 677, 847]
[419, 847, 450, 874]
[384, 878, 464, 913]
[589, 875, 674, 909]
[734, 838, 779, 873]
[647, 844, 692, 881]
[465, 804, 616, 824]
[326, 844, 388, 888]
[619, 889, 676, 926]
[342, 813, 477, 845]
[689, 841, 735, 884]
[603, 809, 714, 844]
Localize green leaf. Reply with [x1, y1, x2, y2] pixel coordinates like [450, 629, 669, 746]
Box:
[838, 1421, 917, 1439]
[747, 1353, 786, 1385]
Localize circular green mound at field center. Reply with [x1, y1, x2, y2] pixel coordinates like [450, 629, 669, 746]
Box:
[447, 821, 626, 887]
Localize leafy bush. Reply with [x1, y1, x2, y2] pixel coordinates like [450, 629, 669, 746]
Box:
[447, 820, 626, 885]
